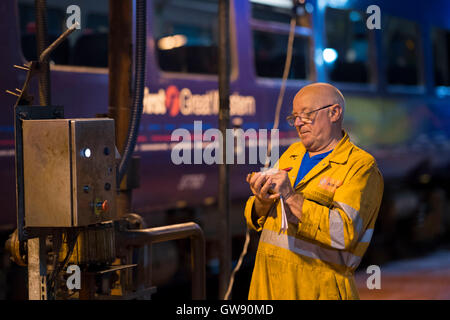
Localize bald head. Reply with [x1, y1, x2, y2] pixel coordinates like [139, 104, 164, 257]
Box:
[291, 83, 345, 155]
[293, 82, 345, 116]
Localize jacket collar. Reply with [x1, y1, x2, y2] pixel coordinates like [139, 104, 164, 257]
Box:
[327, 131, 352, 164]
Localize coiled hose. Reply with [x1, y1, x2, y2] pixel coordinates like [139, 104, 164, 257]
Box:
[117, 0, 147, 186]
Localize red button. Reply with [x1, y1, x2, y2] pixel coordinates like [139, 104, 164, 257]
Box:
[101, 200, 109, 212]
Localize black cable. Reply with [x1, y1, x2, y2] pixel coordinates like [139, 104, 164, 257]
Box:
[47, 229, 79, 297]
[117, 0, 147, 186]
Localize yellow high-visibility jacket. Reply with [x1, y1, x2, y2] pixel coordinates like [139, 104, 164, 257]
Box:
[244, 131, 383, 300]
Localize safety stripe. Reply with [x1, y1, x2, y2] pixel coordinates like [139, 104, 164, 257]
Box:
[345, 254, 363, 269]
[329, 209, 345, 249]
[359, 228, 374, 243]
[333, 201, 363, 234]
[260, 228, 362, 269]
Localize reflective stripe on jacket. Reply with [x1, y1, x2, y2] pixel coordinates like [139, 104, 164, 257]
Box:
[244, 131, 384, 300]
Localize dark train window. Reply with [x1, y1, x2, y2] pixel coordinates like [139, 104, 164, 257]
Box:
[251, 0, 312, 79]
[432, 28, 450, 87]
[18, 0, 109, 68]
[384, 17, 421, 86]
[253, 31, 309, 79]
[324, 8, 372, 83]
[152, 0, 220, 74]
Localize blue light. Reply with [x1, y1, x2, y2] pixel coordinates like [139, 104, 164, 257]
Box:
[323, 48, 338, 64]
[349, 11, 361, 22]
[436, 86, 450, 98]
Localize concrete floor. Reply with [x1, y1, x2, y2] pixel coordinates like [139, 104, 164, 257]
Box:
[355, 250, 450, 300]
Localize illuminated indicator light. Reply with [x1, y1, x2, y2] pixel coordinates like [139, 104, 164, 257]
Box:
[95, 200, 109, 213]
[323, 48, 338, 64]
[101, 200, 109, 212]
[81, 148, 91, 158]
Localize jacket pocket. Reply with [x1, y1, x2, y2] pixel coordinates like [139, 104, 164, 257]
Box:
[302, 188, 335, 208]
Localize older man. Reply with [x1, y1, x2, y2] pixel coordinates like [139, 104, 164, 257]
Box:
[245, 83, 383, 300]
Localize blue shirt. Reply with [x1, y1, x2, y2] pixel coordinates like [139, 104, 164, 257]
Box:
[294, 149, 333, 187]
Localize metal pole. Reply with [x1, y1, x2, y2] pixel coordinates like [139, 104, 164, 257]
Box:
[108, 0, 133, 217]
[119, 222, 206, 299]
[35, 0, 51, 106]
[218, 0, 231, 300]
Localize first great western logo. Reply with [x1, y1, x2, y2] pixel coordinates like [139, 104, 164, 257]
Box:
[143, 85, 256, 116]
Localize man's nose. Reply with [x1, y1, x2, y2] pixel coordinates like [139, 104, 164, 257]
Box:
[294, 116, 305, 126]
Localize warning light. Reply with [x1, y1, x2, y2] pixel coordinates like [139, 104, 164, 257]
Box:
[81, 148, 92, 158]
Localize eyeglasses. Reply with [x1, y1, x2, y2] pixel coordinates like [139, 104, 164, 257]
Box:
[286, 104, 334, 126]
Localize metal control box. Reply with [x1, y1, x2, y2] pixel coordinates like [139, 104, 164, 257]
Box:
[22, 118, 117, 227]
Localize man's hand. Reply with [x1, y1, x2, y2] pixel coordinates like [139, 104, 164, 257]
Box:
[269, 170, 304, 222]
[246, 172, 278, 217]
[246, 172, 279, 202]
[267, 170, 295, 200]
[246, 170, 304, 221]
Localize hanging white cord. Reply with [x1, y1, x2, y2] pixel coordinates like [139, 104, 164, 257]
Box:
[224, 16, 297, 300]
[272, 16, 296, 135]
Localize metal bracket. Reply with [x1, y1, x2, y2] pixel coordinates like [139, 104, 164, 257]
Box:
[27, 236, 48, 300]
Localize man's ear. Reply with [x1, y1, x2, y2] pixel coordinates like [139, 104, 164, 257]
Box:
[329, 104, 343, 123]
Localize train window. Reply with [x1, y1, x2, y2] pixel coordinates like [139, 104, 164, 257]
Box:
[384, 17, 421, 86]
[18, 0, 109, 68]
[250, 0, 312, 79]
[324, 8, 372, 83]
[152, 0, 219, 74]
[253, 31, 309, 79]
[432, 28, 450, 87]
